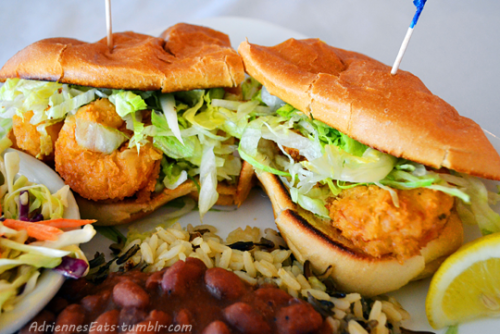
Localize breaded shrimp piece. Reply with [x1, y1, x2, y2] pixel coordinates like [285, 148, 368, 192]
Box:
[55, 99, 162, 201]
[12, 110, 63, 161]
[327, 185, 455, 261]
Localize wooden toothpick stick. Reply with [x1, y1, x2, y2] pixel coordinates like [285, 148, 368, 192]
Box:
[105, 0, 113, 52]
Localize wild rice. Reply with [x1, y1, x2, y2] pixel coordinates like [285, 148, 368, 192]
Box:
[116, 222, 411, 334]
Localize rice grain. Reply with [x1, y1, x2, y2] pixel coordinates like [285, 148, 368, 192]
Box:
[278, 268, 301, 290]
[243, 251, 257, 278]
[348, 320, 368, 334]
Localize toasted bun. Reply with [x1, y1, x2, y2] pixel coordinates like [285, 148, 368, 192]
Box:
[79, 161, 256, 226]
[0, 23, 245, 92]
[238, 39, 500, 181]
[257, 171, 463, 296]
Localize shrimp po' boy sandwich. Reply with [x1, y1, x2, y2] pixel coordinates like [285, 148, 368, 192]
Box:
[0, 23, 257, 225]
[236, 38, 500, 296]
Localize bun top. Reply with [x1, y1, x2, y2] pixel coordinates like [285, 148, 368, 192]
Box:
[0, 23, 245, 92]
[238, 39, 500, 181]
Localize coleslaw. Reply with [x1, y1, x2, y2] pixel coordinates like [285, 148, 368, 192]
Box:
[0, 138, 95, 313]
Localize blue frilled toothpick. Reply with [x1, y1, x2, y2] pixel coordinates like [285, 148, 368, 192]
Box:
[391, 0, 427, 75]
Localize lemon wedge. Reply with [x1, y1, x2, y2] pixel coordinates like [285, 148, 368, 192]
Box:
[426, 232, 500, 329]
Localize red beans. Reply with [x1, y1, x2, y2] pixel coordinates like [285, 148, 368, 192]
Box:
[224, 302, 271, 334]
[254, 287, 293, 307]
[202, 321, 231, 334]
[20, 310, 55, 334]
[275, 302, 323, 334]
[146, 310, 172, 327]
[119, 307, 147, 329]
[205, 268, 245, 300]
[88, 309, 119, 334]
[54, 304, 86, 334]
[161, 258, 206, 296]
[174, 308, 192, 328]
[124, 310, 172, 334]
[251, 286, 294, 321]
[145, 270, 165, 290]
[28, 266, 328, 334]
[113, 280, 150, 309]
[81, 291, 110, 315]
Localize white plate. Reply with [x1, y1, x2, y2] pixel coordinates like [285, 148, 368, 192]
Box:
[0, 149, 80, 334]
[82, 17, 500, 334]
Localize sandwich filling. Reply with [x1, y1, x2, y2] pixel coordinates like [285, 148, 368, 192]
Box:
[237, 81, 500, 258]
[0, 78, 267, 217]
[327, 185, 454, 261]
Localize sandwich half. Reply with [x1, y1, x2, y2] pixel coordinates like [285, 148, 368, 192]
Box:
[0, 23, 255, 225]
[237, 38, 500, 296]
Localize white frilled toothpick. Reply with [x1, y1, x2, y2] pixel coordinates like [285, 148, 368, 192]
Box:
[105, 0, 113, 52]
[391, 0, 427, 75]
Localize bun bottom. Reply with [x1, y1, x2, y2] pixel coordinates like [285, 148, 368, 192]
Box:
[78, 161, 256, 226]
[77, 181, 198, 226]
[257, 171, 464, 296]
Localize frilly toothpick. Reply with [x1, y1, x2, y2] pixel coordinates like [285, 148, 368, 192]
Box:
[105, 0, 113, 52]
[391, 0, 427, 75]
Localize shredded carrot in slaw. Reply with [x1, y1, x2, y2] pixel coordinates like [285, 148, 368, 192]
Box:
[35, 218, 96, 229]
[2, 219, 63, 241]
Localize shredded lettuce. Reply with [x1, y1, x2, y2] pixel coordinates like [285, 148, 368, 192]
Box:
[261, 86, 285, 112]
[159, 93, 183, 144]
[290, 187, 330, 218]
[75, 119, 128, 154]
[0, 79, 96, 124]
[108, 90, 148, 118]
[303, 146, 396, 183]
[198, 145, 219, 219]
[241, 77, 262, 100]
[0, 118, 12, 139]
[161, 159, 189, 190]
[108, 90, 149, 150]
[448, 174, 500, 235]
[149, 87, 265, 214]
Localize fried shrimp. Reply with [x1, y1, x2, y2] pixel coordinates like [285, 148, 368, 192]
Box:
[55, 99, 162, 201]
[11, 110, 63, 161]
[327, 185, 455, 261]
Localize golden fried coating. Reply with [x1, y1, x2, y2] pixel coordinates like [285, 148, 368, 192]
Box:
[55, 99, 162, 201]
[327, 185, 455, 261]
[12, 110, 63, 161]
[75, 98, 124, 128]
[282, 146, 305, 162]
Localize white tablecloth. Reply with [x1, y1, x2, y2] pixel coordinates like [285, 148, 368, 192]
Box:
[1, 0, 499, 132]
